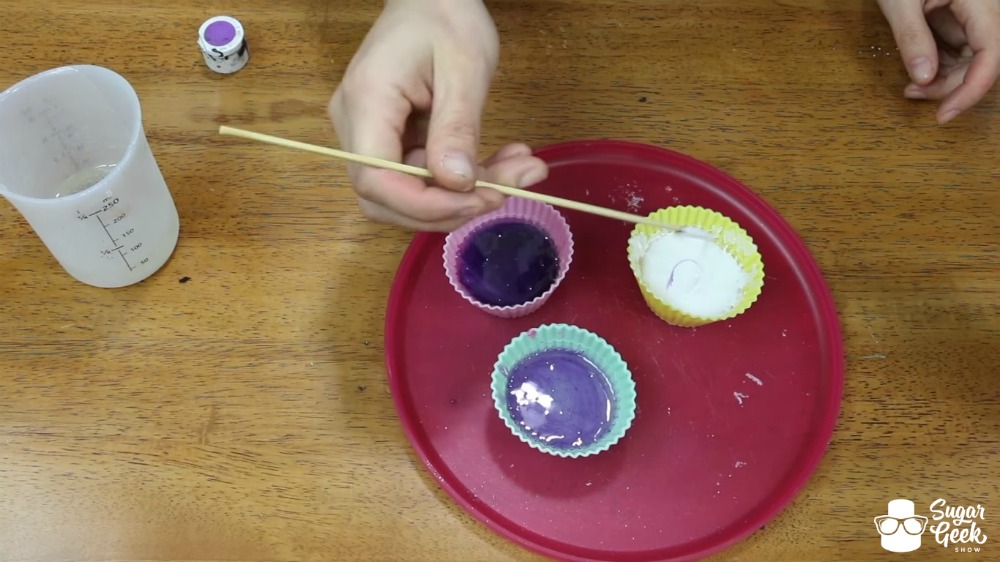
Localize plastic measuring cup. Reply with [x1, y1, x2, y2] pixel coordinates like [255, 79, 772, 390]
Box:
[0, 65, 179, 288]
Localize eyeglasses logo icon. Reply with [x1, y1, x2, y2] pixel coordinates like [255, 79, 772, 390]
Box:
[875, 499, 928, 552]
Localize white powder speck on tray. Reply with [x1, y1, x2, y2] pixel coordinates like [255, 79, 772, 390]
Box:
[745, 372, 764, 386]
[638, 229, 748, 318]
[626, 192, 644, 212]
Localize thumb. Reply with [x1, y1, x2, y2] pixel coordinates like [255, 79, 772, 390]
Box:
[426, 62, 491, 192]
[878, 0, 939, 85]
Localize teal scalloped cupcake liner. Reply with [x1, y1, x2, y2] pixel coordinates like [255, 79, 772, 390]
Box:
[491, 323, 637, 458]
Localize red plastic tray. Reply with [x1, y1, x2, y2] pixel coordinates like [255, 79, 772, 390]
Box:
[385, 141, 843, 562]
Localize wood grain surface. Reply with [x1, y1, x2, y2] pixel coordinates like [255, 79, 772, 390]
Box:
[0, 1, 997, 561]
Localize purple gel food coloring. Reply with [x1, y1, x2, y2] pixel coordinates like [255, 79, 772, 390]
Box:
[204, 21, 236, 46]
[457, 220, 559, 307]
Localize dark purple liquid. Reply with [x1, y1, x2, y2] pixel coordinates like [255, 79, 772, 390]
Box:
[505, 349, 615, 449]
[458, 221, 559, 307]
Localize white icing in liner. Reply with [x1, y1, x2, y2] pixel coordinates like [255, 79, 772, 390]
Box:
[636, 228, 748, 318]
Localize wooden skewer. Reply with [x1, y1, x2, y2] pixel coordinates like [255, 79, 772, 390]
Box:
[218, 125, 679, 230]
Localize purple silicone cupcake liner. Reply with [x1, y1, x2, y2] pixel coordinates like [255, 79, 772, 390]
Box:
[443, 197, 574, 318]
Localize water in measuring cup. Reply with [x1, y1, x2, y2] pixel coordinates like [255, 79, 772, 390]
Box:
[53, 163, 118, 198]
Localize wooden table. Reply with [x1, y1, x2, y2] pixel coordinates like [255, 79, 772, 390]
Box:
[1, 1, 997, 560]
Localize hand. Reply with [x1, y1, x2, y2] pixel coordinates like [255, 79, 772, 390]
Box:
[329, 0, 548, 231]
[877, 0, 1000, 124]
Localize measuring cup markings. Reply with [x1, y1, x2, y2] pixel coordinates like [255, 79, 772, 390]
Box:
[76, 196, 147, 272]
[34, 97, 84, 169]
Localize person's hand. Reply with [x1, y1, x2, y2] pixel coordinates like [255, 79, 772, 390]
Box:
[877, 0, 1000, 124]
[329, 0, 548, 231]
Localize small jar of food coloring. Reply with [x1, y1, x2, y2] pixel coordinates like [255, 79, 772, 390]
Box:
[198, 15, 250, 74]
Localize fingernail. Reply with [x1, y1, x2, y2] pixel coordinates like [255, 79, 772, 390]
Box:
[904, 85, 926, 99]
[518, 166, 548, 188]
[938, 109, 959, 125]
[910, 57, 933, 83]
[441, 152, 474, 179]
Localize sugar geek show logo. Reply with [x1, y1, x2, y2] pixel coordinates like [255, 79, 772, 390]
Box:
[875, 498, 988, 553]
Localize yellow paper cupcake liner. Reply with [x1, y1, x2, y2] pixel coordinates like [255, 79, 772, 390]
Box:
[626, 206, 765, 327]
